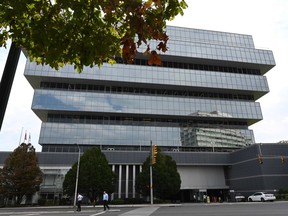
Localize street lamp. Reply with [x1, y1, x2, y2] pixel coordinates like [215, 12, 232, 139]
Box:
[73, 144, 81, 208]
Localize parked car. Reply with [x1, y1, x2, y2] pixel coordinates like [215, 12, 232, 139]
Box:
[248, 192, 276, 202]
[235, 194, 246, 202]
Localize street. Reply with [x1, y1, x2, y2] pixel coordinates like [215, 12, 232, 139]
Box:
[0, 202, 288, 216]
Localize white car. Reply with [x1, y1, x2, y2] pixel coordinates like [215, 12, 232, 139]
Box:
[235, 195, 246, 202]
[248, 192, 276, 202]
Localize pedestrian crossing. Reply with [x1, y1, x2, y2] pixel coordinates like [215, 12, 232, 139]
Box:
[0, 206, 160, 216]
[118, 206, 159, 216]
[89, 207, 159, 216]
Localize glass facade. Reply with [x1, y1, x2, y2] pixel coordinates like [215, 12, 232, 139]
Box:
[24, 26, 275, 150]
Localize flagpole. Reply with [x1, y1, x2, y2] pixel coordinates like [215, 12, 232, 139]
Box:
[24, 130, 27, 143]
[19, 127, 23, 145]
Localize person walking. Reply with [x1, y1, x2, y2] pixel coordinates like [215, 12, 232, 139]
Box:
[76, 193, 83, 212]
[103, 191, 110, 211]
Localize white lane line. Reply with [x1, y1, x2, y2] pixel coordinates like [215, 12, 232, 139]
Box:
[118, 207, 159, 216]
[89, 211, 107, 216]
[10, 214, 39, 216]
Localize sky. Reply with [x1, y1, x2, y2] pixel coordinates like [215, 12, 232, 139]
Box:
[0, 0, 288, 152]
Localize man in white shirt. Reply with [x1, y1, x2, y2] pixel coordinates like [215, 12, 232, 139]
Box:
[103, 191, 110, 211]
[76, 193, 83, 212]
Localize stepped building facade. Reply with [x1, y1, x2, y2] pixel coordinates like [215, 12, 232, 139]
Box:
[21, 26, 276, 201]
[25, 26, 275, 152]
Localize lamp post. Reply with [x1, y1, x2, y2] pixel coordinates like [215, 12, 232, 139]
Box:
[73, 144, 81, 208]
[150, 140, 154, 205]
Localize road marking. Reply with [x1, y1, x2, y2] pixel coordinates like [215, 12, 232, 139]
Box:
[89, 211, 106, 216]
[118, 207, 159, 216]
[10, 214, 39, 216]
[5, 211, 75, 216]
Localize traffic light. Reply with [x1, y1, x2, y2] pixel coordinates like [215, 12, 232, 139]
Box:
[281, 156, 285, 164]
[258, 155, 263, 164]
[152, 144, 158, 164]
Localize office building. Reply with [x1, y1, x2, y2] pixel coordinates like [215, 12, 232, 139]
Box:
[24, 26, 275, 152]
[22, 26, 275, 200]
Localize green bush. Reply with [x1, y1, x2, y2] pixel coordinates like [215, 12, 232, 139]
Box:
[110, 198, 125, 205]
[123, 198, 147, 204]
[277, 188, 288, 200]
[45, 199, 55, 206]
[278, 189, 288, 194]
[110, 198, 147, 205]
[153, 199, 171, 204]
[276, 194, 288, 200]
[38, 198, 46, 206]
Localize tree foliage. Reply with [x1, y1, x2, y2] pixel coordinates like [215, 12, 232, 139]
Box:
[0, 143, 43, 205]
[63, 147, 115, 202]
[0, 0, 187, 72]
[135, 147, 181, 200]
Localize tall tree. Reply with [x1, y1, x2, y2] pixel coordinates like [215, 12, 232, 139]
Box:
[136, 148, 181, 200]
[63, 147, 115, 202]
[0, 143, 43, 205]
[0, 0, 187, 72]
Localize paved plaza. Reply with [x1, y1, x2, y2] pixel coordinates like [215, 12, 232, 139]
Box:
[0, 202, 288, 216]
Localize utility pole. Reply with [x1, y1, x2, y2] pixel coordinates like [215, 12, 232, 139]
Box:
[150, 140, 153, 205]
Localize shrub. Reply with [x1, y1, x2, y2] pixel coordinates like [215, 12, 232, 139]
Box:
[110, 198, 125, 205]
[38, 198, 46, 206]
[123, 198, 147, 204]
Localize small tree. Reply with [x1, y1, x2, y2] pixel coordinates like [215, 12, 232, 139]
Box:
[63, 147, 115, 202]
[0, 143, 43, 205]
[136, 148, 181, 200]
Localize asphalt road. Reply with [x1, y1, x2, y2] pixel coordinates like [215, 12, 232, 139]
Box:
[0, 202, 288, 216]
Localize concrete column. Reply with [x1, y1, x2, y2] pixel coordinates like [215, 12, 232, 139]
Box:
[111, 165, 115, 200]
[125, 165, 129, 198]
[132, 165, 136, 198]
[139, 165, 142, 198]
[118, 165, 122, 199]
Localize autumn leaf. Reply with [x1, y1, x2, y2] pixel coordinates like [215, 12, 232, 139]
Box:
[157, 42, 168, 53]
[148, 50, 162, 66]
[144, 0, 153, 9]
[144, 45, 151, 55]
[153, 0, 162, 8]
